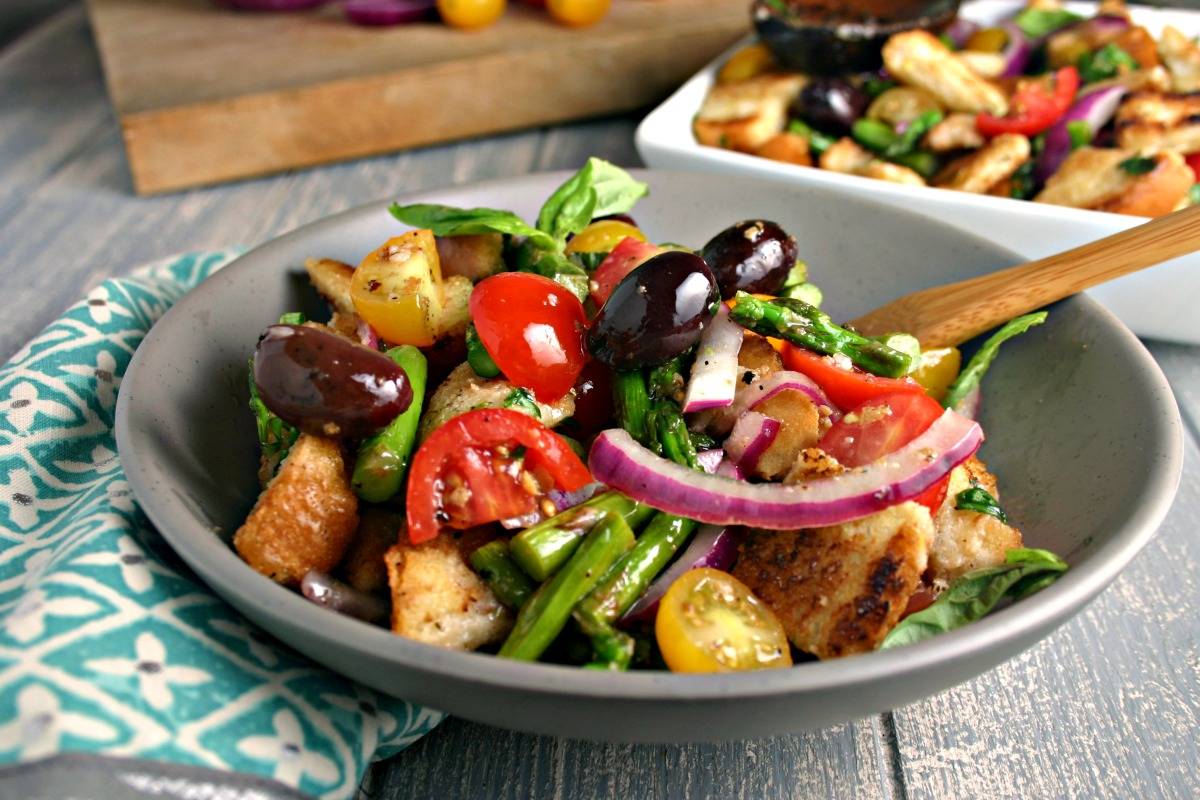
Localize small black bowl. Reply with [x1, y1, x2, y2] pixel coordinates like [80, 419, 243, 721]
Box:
[754, 0, 962, 75]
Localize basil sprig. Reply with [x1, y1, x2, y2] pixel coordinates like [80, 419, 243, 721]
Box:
[503, 387, 542, 418]
[943, 312, 1048, 412]
[388, 203, 557, 251]
[955, 486, 1008, 522]
[1013, 7, 1083, 38]
[1119, 155, 1157, 176]
[881, 548, 1068, 649]
[537, 157, 649, 244]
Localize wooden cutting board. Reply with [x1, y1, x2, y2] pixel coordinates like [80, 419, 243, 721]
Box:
[84, 0, 749, 194]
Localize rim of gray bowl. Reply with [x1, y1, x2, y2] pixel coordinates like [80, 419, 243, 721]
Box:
[115, 169, 1185, 702]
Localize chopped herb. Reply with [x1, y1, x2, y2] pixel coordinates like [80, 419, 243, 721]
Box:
[1119, 155, 1157, 175]
[1066, 119, 1092, 150]
[1077, 42, 1138, 84]
[955, 486, 1008, 522]
[880, 548, 1068, 649]
[247, 360, 298, 482]
[943, 312, 1048, 411]
[1013, 7, 1083, 39]
[1009, 160, 1038, 200]
[689, 431, 717, 451]
[503, 387, 542, 418]
[278, 311, 307, 325]
[787, 119, 835, 155]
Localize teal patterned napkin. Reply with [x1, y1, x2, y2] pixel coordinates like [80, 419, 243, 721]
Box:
[0, 251, 442, 799]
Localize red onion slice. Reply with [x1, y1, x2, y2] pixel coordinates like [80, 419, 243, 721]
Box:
[944, 17, 980, 49]
[621, 525, 737, 624]
[547, 481, 605, 513]
[724, 411, 779, 472]
[1034, 85, 1126, 184]
[715, 457, 744, 481]
[682, 306, 743, 413]
[301, 570, 388, 624]
[999, 22, 1033, 78]
[356, 318, 381, 350]
[343, 0, 436, 24]
[589, 409, 983, 529]
[738, 369, 841, 422]
[696, 448, 725, 474]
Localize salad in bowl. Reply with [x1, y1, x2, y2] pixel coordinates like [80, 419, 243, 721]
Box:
[234, 158, 1065, 673]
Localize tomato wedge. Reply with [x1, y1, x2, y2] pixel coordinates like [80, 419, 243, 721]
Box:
[406, 408, 592, 544]
[780, 343, 927, 411]
[470, 272, 587, 402]
[819, 392, 950, 512]
[589, 236, 664, 307]
[1186, 152, 1200, 183]
[976, 66, 1079, 137]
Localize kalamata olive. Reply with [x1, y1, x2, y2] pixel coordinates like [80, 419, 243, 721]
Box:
[791, 77, 870, 136]
[254, 324, 412, 439]
[587, 252, 720, 370]
[699, 220, 799, 299]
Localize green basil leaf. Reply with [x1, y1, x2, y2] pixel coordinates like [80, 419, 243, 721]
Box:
[389, 203, 557, 251]
[1077, 42, 1138, 84]
[1119, 155, 1157, 175]
[943, 312, 1048, 411]
[955, 486, 1008, 522]
[536, 158, 648, 243]
[247, 360, 297, 481]
[1013, 8, 1083, 38]
[880, 549, 1068, 649]
[503, 387, 542, 418]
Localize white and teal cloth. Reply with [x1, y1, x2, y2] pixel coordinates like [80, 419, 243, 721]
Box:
[0, 251, 442, 799]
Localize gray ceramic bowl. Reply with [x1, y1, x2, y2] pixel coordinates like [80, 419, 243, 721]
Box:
[115, 171, 1183, 742]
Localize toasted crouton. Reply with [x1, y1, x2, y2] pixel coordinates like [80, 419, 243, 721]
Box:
[1160, 26, 1200, 92]
[698, 335, 784, 436]
[956, 51, 1006, 79]
[437, 275, 473, 339]
[750, 389, 823, 480]
[1035, 147, 1193, 217]
[924, 112, 985, 152]
[418, 362, 575, 440]
[694, 74, 806, 152]
[756, 132, 813, 167]
[384, 535, 511, 650]
[1114, 27, 1161, 71]
[928, 456, 1023, 583]
[819, 137, 926, 185]
[733, 503, 934, 659]
[435, 233, 504, 282]
[1115, 91, 1200, 155]
[304, 258, 355, 316]
[234, 435, 358, 586]
[883, 30, 1009, 115]
[860, 161, 926, 186]
[339, 507, 402, 594]
[936, 133, 1031, 194]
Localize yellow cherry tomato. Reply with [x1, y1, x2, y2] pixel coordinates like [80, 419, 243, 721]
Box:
[437, 0, 505, 29]
[913, 346, 962, 402]
[351, 230, 444, 347]
[965, 27, 1009, 54]
[717, 43, 776, 83]
[655, 568, 792, 673]
[563, 219, 646, 255]
[546, 0, 610, 28]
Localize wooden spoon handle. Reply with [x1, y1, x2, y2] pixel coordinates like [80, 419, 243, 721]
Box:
[850, 203, 1200, 347]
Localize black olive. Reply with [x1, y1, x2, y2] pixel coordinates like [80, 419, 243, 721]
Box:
[254, 324, 412, 439]
[791, 78, 869, 136]
[587, 252, 719, 370]
[699, 220, 799, 299]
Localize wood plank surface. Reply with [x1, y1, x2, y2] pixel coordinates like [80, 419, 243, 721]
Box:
[85, 0, 749, 193]
[3, 6, 1199, 800]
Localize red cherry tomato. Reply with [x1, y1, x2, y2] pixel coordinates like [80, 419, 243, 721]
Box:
[590, 237, 663, 307]
[406, 408, 592, 544]
[976, 66, 1079, 138]
[819, 392, 949, 512]
[1186, 152, 1200, 183]
[470, 273, 587, 402]
[780, 343, 927, 412]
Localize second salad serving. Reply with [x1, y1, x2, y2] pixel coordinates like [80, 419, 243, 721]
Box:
[235, 158, 1067, 673]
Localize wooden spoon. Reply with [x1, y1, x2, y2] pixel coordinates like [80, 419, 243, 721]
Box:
[849, 203, 1200, 347]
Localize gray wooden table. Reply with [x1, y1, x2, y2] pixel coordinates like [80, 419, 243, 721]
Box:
[5, 4, 1198, 799]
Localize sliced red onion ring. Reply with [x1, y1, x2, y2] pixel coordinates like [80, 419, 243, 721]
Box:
[547, 481, 605, 513]
[716, 457, 744, 481]
[1034, 85, 1126, 184]
[682, 306, 743, 413]
[739, 369, 841, 421]
[724, 411, 780, 472]
[944, 17, 981, 49]
[999, 22, 1033, 78]
[356, 318, 381, 350]
[344, 0, 435, 25]
[589, 409, 983, 529]
[301, 570, 388, 624]
[621, 525, 738, 624]
[696, 448, 726, 474]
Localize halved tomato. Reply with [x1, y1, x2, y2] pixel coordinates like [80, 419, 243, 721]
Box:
[781, 343, 927, 411]
[406, 408, 592, 544]
[819, 391, 950, 512]
[590, 237, 664, 307]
